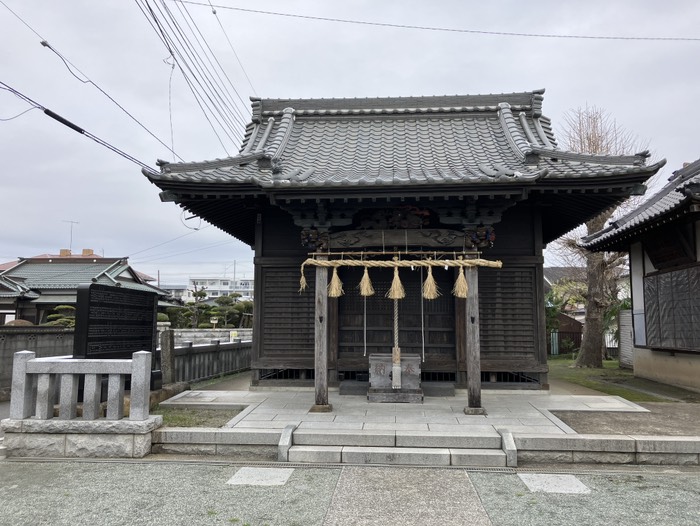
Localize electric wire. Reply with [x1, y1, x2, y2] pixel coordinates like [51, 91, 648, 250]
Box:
[176, 0, 252, 121]
[205, 0, 256, 96]
[1, 0, 185, 161]
[151, 0, 242, 141]
[131, 239, 233, 263]
[0, 106, 37, 121]
[170, 0, 250, 128]
[127, 227, 206, 258]
[175, 0, 700, 43]
[135, 0, 233, 154]
[0, 80, 157, 174]
[156, 0, 244, 136]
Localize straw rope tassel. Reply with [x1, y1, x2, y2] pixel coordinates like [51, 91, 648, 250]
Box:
[453, 266, 468, 298]
[328, 267, 344, 297]
[387, 266, 405, 300]
[299, 263, 308, 293]
[359, 266, 375, 296]
[422, 265, 440, 300]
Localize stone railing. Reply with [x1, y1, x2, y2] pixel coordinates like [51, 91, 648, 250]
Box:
[9, 351, 152, 421]
[160, 331, 251, 384]
[1, 350, 162, 458]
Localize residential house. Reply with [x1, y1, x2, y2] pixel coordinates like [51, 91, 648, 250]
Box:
[0, 249, 172, 324]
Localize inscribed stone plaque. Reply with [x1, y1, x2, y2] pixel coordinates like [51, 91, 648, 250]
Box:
[73, 283, 157, 359]
[369, 353, 421, 390]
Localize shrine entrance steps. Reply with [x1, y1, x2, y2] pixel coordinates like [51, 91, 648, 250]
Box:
[153, 427, 511, 467]
[285, 428, 507, 466]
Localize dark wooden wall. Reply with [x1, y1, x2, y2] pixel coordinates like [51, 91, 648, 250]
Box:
[252, 202, 548, 380]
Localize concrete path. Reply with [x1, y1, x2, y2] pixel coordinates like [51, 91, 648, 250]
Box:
[162, 387, 646, 436]
[1, 460, 699, 525]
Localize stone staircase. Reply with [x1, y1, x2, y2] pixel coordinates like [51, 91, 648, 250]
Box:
[285, 429, 508, 466]
[153, 427, 514, 467]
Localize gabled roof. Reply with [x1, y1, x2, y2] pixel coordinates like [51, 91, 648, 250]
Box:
[582, 158, 700, 251]
[0, 257, 169, 297]
[0, 274, 38, 299]
[145, 90, 665, 245]
[543, 267, 586, 288]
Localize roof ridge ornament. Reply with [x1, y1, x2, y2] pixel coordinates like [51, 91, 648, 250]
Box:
[497, 103, 529, 160]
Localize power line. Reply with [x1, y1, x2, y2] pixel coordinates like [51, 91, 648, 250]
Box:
[168, 0, 250, 129]
[136, 0, 239, 154]
[0, 106, 37, 121]
[131, 239, 234, 263]
[0, 80, 157, 173]
[176, 0, 252, 121]
[175, 0, 700, 43]
[205, 0, 256, 96]
[128, 227, 203, 258]
[142, 0, 247, 142]
[1, 0, 185, 162]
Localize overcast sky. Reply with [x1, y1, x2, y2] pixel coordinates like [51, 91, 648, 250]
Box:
[1, 0, 698, 284]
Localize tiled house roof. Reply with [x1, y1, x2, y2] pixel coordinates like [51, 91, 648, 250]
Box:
[145, 90, 665, 245]
[582, 158, 700, 251]
[0, 258, 168, 299]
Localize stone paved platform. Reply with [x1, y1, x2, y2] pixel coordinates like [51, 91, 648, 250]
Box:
[161, 388, 647, 435]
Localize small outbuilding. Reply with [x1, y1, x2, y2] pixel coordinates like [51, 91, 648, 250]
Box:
[145, 89, 665, 397]
[582, 159, 700, 391]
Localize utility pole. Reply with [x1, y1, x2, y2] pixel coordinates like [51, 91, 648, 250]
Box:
[62, 220, 79, 252]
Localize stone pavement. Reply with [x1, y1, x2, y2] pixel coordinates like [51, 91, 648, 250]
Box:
[1, 459, 700, 525]
[161, 384, 646, 436]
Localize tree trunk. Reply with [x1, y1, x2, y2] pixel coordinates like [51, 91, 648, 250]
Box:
[574, 213, 611, 368]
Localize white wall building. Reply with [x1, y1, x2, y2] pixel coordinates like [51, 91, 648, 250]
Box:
[183, 277, 254, 302]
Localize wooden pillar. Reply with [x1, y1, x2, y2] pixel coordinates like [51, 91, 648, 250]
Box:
[311, 258, 332, 412]
[464, 266, 485, 414]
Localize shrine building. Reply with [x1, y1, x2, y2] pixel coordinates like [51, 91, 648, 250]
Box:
[145, 89, 665, 403]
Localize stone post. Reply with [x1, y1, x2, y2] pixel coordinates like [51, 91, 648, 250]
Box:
[160, 329, 175, 384]
[9, 351, 35, 419]
[129, 351, 151, 421]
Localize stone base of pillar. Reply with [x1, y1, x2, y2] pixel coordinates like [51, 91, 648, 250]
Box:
[309, 404, 333, 413]
[463, 407, 487, 415]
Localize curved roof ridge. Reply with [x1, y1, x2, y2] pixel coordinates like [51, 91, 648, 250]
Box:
[155, 151, 266, 174]
[267, 108, 296, 161]
[498, 103, 530, 159]
[531, 147, 651, 166]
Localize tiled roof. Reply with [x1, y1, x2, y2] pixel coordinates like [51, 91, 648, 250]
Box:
[148, 90, 664, 191]
[582, 158, 700, 250]
[0, 258, 169, 297]
[0, 275, 38, 299]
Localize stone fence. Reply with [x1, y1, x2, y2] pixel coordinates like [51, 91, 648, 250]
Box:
[160, 330, 252, 384]
[1, 327, 254, 400]
[1, 351, 162, 458]
[0, 327, 74, 401]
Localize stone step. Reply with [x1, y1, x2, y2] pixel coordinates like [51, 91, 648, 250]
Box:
[287, 445, 507, 466]
[293, 429, 502, 449]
